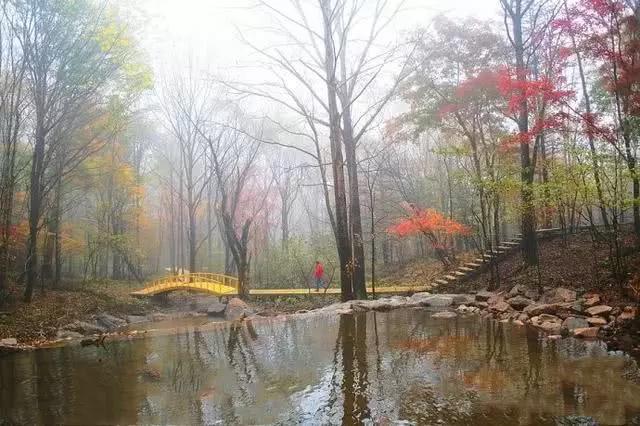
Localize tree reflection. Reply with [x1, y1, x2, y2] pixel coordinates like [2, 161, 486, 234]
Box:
[338, 313, 371, 425]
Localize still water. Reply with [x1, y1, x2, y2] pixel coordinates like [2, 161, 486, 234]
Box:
[2, 309, 640, 425]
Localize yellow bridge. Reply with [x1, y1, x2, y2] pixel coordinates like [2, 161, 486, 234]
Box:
[131, 273, 239, 297]
[131, 272, 431, 297]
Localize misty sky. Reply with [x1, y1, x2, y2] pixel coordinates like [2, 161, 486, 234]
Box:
[138, 0, 500, 77]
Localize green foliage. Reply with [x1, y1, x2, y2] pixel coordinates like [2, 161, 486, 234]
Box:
[252, 236, 339, 289]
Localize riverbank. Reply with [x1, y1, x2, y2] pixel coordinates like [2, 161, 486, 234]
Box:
[0, 280, 345, 352]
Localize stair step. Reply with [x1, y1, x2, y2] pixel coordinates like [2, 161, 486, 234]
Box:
[466, 262, 482, 267]
[453, 271, 466, 276]
[443, 275, 458, 281]
[435, 279, 448, 285]
[482, 254, 493, 259]
[497, 245, 511, 250]
[459, 266, 474, 272]
[502, 241, 520, 245]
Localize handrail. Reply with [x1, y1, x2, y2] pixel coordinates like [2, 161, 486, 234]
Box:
[132, 272, 239, 297]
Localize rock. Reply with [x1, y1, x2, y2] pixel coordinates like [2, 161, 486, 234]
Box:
[487, 293, 505, 306]
[517, 313, 529, 322]
[491, 301, 511, 313]
[452, 294, 473, 305]
[554, 415, 598, 426]
[409, 292, 431, 302]
[469, 301, 488, 309]
[572, 327, 600, 338]
[586, 317, 607, 326]
[225, 297, 252, 321]
[150, 313, 169, 321]
[537, 321, 562, 335]
[583, 295, 601, 307]
[562, 317, 589, 331]
[126, 315, 147, 324]
[570, 301, 584, 314]
[585, 305, 612, 317]
[531, 314, 562, 334]
[431, 311, 457, 319]
[295, 309, 309, 314]
[547, 335, 562, 341]
[513, 320, 525, 326]
[63, 320, 106, 335]
[0, 338, 17, 345]
[508, 284, 526, 298]
[507, 296, 533, 310]
[206, 302, 227, 317]
[542, 287, 577, 304]
[618, 306, 637, 322]
[96, 313, 126, 330]
[475, 291, 494, 302]
[56, 330, 83, 340]
[524, 303, 559, 316]
[524, 289, 540, 301]
[422, 295, 453, 307]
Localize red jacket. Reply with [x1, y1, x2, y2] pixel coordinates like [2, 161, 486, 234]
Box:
[314, 263, 324, 278]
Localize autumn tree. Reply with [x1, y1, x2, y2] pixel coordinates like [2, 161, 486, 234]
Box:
[387, 203, 471, 267]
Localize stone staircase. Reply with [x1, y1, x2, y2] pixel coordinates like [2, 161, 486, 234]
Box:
[432, 227, 572, 288]
[433, 235, 525, 288]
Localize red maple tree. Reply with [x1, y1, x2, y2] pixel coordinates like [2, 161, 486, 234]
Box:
[387, 203, 470, 267]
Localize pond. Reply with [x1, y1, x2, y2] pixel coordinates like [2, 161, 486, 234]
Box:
[1, 309, 640, 425]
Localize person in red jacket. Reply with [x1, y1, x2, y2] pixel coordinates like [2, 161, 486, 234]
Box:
[314, 260, 324, 292]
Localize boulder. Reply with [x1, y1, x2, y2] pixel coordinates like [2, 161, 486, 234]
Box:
[431, 311, 457, 319]
[524, 303, 559, 316]
[491, 301, 511, 313]
[583, 295, 601, 307]
[422, 295, 453, 307]
[572, 327, 600, 338]
[547, 335, 562, 341]
[507, 296, 533, 311]
[531, 314, 562, 334]
[487, 293, 505, 306]
[618, 306, 637, 322]
[586, 317, 607, 326]
[452, 294, 473, 305]
[206, 302, 227, 317]
[585, 305, 612, 317]
[562, 317, 589, 331]
[524, 289, 540, 301]
[542, 287, 577, 304]
[537, 320, 562, 335]
[513, 320, 525, 326]
[469, 301, 488, 309]
[0, 337, 17, 345]
[508, 284, 526, 298]
[63, 320, 106, 335]
[126, 315, 147, 324]
[56, 330, 83, 340]
[150, 313, 169, 321]
[570, 302, 584, 314]
[96, 313, 126, 331]
[225, 297, 252, 321]
[475, 291, 494, 302]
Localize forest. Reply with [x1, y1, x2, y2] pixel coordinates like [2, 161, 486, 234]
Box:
[0, 0, 636, 303]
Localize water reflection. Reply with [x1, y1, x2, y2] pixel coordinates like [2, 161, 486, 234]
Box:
[1, 310, 640, 425]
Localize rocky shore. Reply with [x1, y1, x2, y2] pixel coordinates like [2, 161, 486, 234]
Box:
[1, 287, 637, 356]
[305, 286, 639, 352]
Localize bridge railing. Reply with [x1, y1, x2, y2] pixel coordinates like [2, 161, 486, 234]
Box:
[134, 272, 239, 296]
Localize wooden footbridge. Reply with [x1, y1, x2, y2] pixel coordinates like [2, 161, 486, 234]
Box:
[130, 272, 432, 297]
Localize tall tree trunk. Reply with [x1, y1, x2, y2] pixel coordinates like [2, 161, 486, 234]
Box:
[25, 132, 45, 302]
[321, 0, 353, 301]
[342, 111, 366, 299]
[511, 0, 539, 267]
